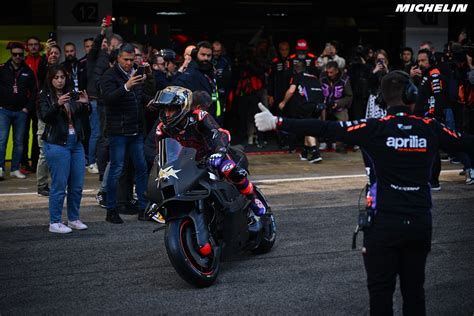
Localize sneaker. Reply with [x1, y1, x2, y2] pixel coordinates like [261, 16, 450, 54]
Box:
[96, 191, 107, 208]
[0, 167, 4, 181]
[10, 170, 26, 179]
[106, 209, 124, 224]
[19, 165, 34, 174]
[430, 183, 441, 191]
[49, 222, 72, 234]
[318, 143, 327, 151]
[87, 163, 99, 174]
[440, 153, 450, 162]
[299, 148, 308, 161]
[38, 186, 50, 197]
[250, 198, 266, 216]
[152, 212, 166, 224]
[465, 168, 474, 185]
[308, 151, 323, 163]
[67, 220, 88, 230]
[450, 157, 461, 164]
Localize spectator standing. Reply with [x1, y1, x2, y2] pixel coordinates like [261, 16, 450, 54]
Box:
[366, 49, 391, 119]
[0, 42, 36, 180]
[212, 41, 232, 120]
[22, 36, 47, 174]
[317, 41, 346, 71]
[100, 43, 153, 224]
[320, 61, 353, 153]
[80, 38, 94, 61]
[173, 41, 223, 123]
[38, 65, 90, 233]
[289, 39, 319, 76]
[397, 47, 416, 73]
[347, 45, 371, 121]
[35, 41, 61, 196]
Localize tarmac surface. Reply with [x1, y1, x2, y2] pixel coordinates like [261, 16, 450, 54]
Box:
[0, 151, 473, 315]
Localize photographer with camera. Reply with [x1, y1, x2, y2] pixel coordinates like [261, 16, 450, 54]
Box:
[255, 70, 474, 315]
[38, 64, 90, 233]
[279, 61, 324, 162]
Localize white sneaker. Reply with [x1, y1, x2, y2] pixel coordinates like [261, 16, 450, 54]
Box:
[49, 222, 72, 234]
[318, 143, 327, 150]
[10, 170, 26, 179]
[87, 163, 99, 174]
[68, 220, 88, 230]
[465, 168, 474, 185]
[0, 167, 4, 180]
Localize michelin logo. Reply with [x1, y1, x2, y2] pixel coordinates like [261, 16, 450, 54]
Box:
[386, 135, 427, 152]
[395, 3, 468, 13]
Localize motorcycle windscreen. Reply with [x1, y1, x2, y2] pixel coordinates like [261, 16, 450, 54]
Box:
[146, 147, 208, 206]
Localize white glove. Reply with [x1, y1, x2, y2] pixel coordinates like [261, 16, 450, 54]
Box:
[254, 102, 277, 131]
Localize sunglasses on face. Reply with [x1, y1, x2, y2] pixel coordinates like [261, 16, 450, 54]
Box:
[12, 53, 24, 57]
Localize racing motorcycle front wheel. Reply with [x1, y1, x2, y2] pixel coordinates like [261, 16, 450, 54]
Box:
[165, 217, 221, 287]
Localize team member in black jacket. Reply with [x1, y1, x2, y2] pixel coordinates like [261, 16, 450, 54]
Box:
[255, 70, 474, 315]
[100, 43, 153, 224]
[0, 42, 36, 180]
[38, 64, 90, 234]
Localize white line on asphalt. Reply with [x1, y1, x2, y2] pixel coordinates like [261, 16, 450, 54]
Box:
[254, 169, 461, 184]
[0, 169, 462, 197]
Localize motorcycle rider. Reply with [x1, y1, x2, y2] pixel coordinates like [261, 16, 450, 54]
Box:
[153, 86, 266, 216]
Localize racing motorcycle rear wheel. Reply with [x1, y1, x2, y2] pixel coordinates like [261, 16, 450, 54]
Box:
[165, 217, 221, 287]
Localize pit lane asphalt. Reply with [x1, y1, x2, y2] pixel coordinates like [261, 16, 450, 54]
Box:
[0, 152, 473, 315]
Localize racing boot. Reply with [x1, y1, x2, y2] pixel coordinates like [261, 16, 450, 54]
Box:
[250, 197, 266, 216]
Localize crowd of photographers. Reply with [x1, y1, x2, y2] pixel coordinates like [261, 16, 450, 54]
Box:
[0, 16, 473, 232]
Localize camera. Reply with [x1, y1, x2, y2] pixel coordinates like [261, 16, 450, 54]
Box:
[70, 91, 79, 101]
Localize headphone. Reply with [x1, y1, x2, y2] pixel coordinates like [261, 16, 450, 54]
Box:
[190, 41, 209, 60]
[418, 48, 436, 66]
[377, 70, 418, 107]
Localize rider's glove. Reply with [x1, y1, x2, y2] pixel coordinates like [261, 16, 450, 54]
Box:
[208, 151, 226, 168]
[255, 102, 278, 131]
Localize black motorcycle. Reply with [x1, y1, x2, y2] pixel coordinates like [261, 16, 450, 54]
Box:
[145, 147, 276, 287]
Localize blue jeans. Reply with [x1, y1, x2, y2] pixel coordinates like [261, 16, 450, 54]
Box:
[0, 108, 27, 172]
[44, 134, 85, 223]
[88, 100, 100, 164]
[107, 135, 148, 210]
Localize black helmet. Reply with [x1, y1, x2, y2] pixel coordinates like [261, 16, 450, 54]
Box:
[157, 48, 176, 62]
[154, 86, 193, 131]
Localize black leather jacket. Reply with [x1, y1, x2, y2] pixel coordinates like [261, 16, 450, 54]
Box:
[38, 90, 90, 145]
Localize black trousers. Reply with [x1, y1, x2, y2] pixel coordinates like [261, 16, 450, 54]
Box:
[363, 212, 432, 316]
[21, 111, 39, 169]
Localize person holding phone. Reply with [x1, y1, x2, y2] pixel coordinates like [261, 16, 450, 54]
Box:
[38, 64, 90, 233]
[100, 43, 155, 224]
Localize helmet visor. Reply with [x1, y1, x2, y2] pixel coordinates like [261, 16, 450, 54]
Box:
[154, 91, 185, 107]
